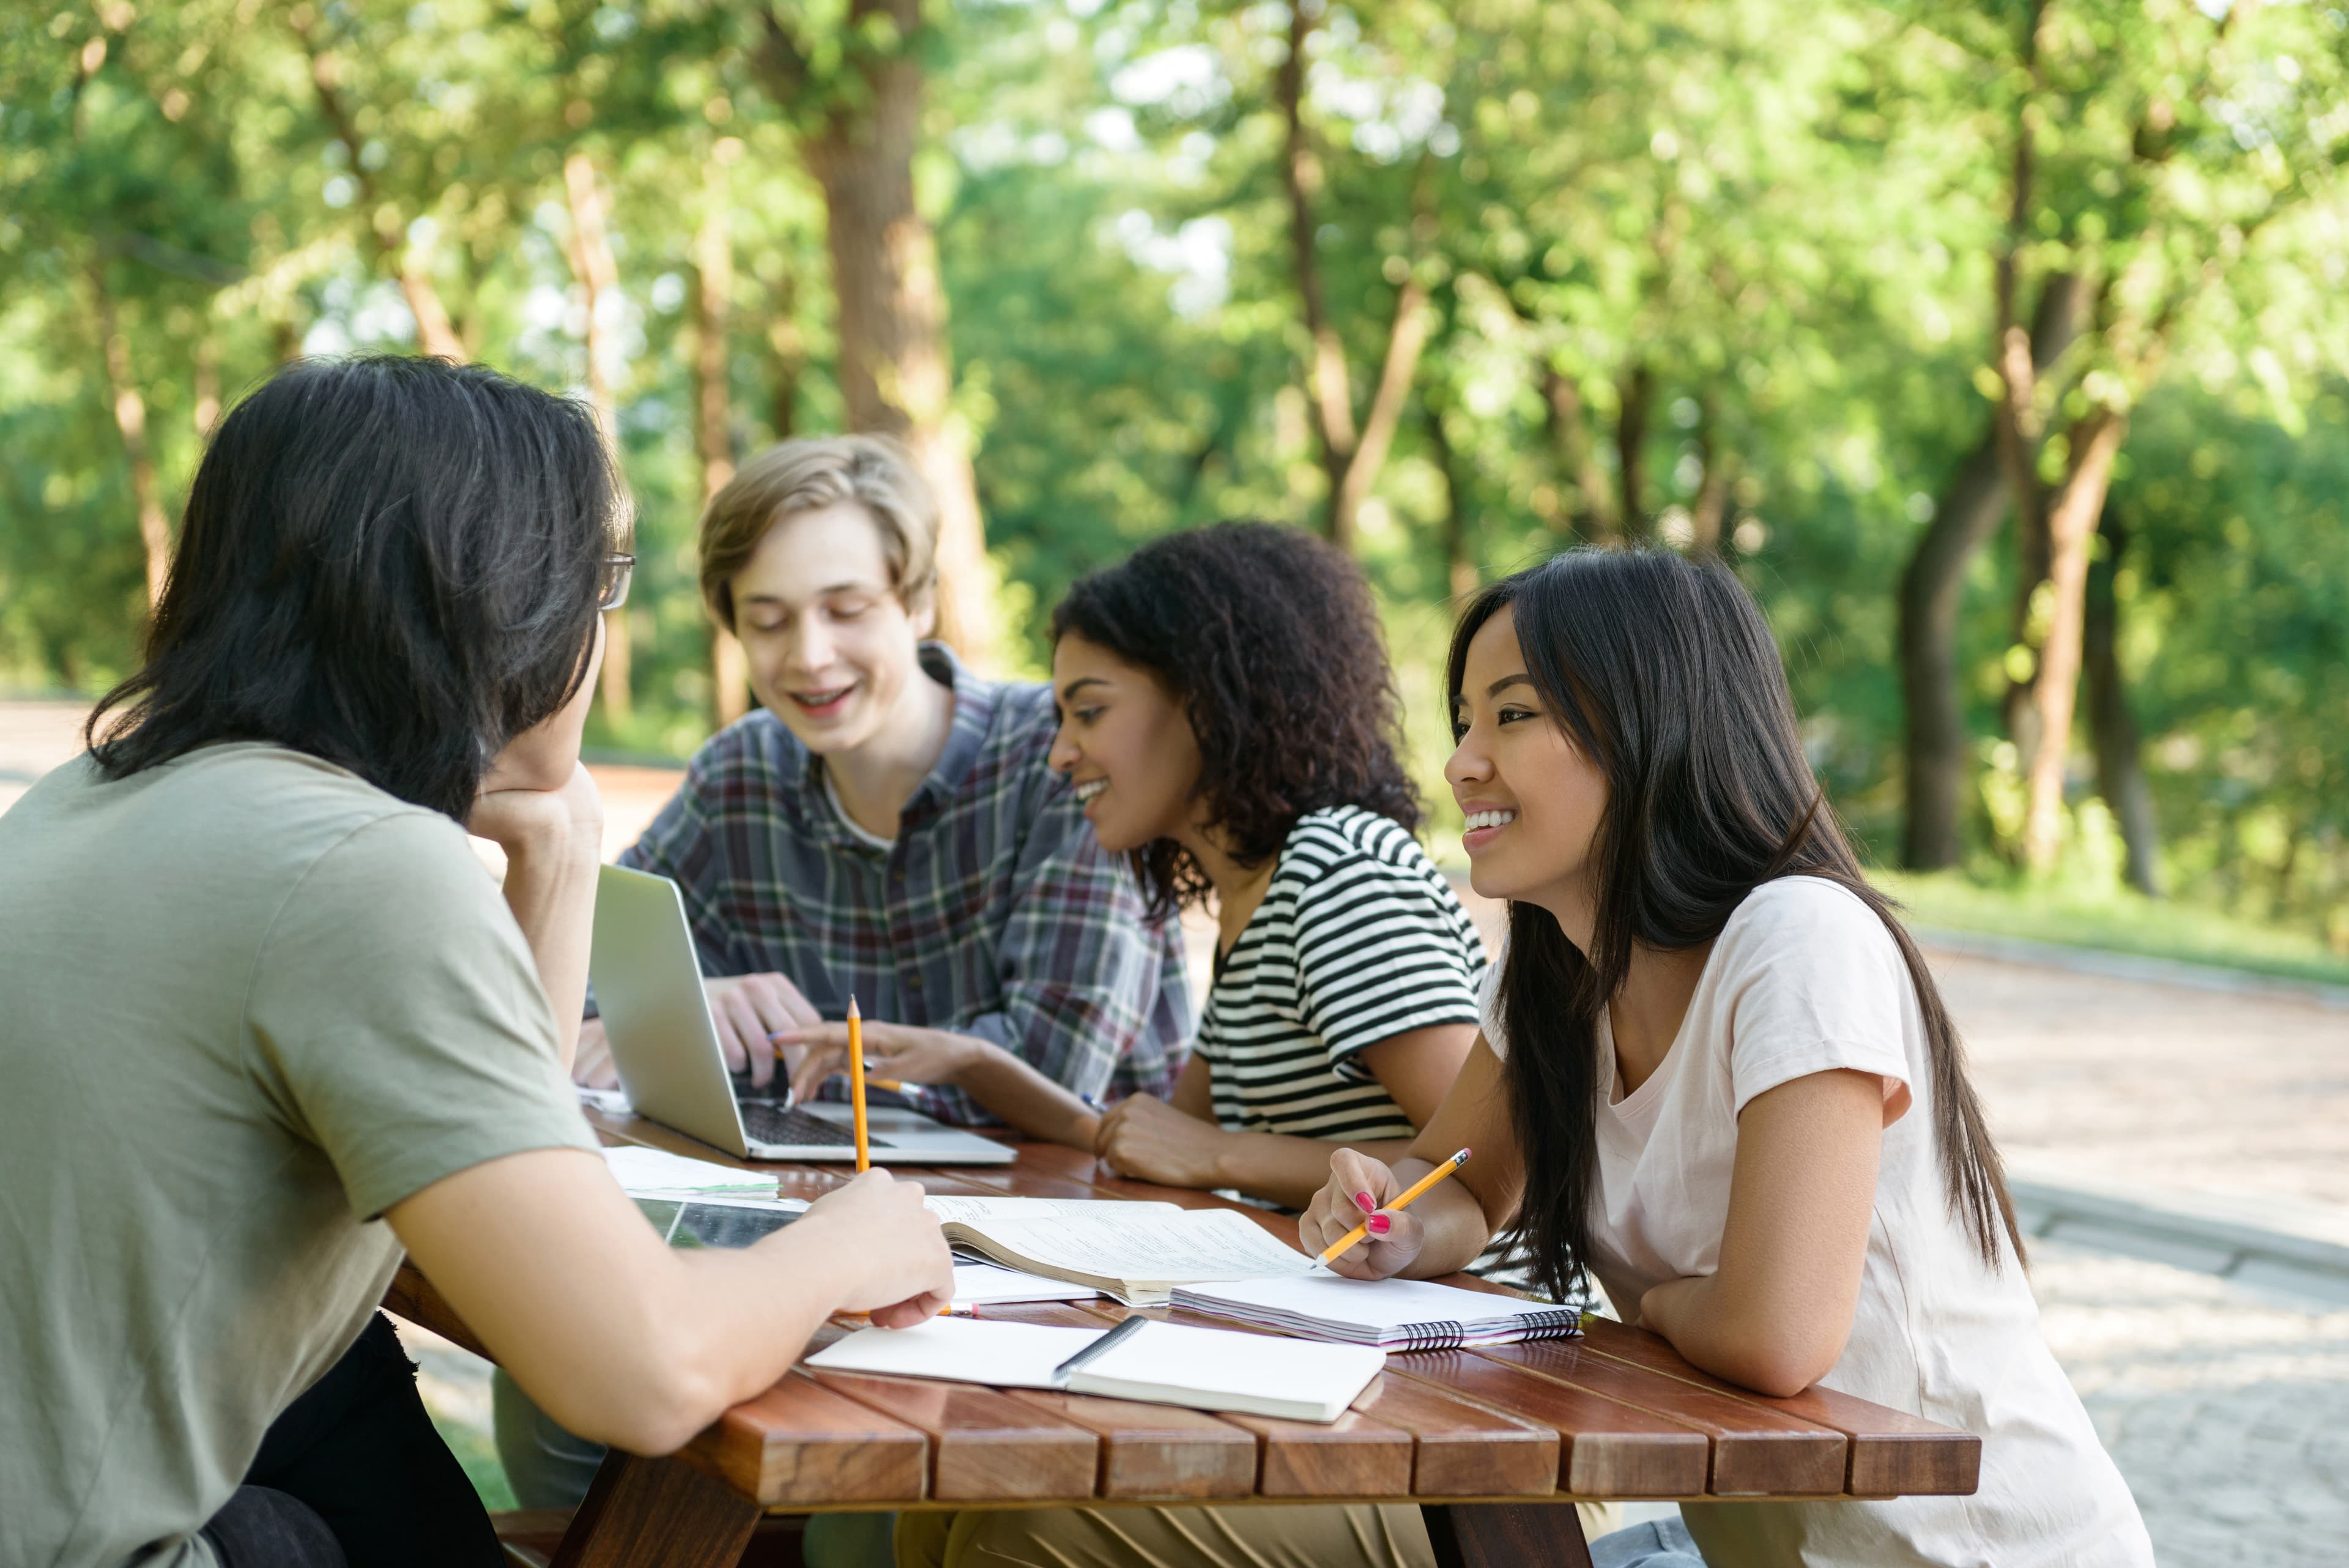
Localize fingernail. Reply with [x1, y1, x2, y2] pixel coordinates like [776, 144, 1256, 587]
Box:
[1354, 1191, 1376, 1213]
[1367, 1214, 1391, 1235]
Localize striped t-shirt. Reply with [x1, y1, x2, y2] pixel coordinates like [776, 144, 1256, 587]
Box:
[1196, 806, 1486, 1141]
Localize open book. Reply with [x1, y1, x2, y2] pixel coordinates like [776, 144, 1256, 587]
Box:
[1171, 1274, 1581, 1350]
[806, 1315, 1385, 1423]
[923, 1196, 1316, 1306]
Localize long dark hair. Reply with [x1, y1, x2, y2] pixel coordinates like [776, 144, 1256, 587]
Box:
[87, 356, 622, 822]
[1052, 521, 1421, 918]
[1449, 549, 2021, 1301]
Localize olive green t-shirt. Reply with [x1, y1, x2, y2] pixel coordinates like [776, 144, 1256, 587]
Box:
[0, 743, 599, 1568]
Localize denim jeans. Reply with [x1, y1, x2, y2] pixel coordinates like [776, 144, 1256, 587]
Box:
[1589, 1515, 1708, 1568]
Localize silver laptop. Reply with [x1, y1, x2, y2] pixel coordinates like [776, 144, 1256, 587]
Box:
[590, 863, 1016, 1165]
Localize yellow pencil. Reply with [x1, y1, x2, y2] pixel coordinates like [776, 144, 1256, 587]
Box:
[1317, 1148, 1473, 1266]
[847, 996, 870, 1173]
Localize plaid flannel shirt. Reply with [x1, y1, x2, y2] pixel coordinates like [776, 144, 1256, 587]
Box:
[618, 644, 1191, 1126]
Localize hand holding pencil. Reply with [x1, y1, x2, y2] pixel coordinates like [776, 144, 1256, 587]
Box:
[1302, 1146, 1475, 1279]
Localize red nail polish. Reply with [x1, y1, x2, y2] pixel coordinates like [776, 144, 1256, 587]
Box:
[1354, 1191, 1376, 1213]
[1367, 1214, 1391, 1235]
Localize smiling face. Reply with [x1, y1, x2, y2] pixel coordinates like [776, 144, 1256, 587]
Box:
[729, 500, 935, 756]
[1445, 605, 1611, 920]
[1047, 633, 1203, 853]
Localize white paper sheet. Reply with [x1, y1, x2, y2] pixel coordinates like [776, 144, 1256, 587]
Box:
[950, 1263, 1105, 1308]
[602, 1145, 777, 1195]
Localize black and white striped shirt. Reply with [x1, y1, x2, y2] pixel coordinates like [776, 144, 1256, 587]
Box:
[1196, 806, 1486, 1142]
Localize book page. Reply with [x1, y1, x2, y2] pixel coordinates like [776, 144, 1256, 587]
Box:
[923, 1195, 1181, 1224]
[970, 1208, 1316, 1286]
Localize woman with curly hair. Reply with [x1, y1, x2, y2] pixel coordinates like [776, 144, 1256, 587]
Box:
[1048, 521, 1487, 1209]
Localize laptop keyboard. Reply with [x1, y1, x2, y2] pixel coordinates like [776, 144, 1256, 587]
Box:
[740, 1099, 892, 1148]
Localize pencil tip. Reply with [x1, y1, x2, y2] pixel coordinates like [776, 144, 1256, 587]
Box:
[848, 994, 861, 1017]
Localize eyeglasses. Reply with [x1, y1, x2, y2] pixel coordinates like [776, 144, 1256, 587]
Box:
[598, 553, 635, 611]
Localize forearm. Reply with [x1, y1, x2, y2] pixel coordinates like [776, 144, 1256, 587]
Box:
[619, 1223, 865, 1449]
[1636, 1273, 1826, 1397]
[1386, 1162, 1498, 1279]
[956, 1039, 1100, 1147]
[498, 825, 603, 1068]
[1212, 1132, 1422, 1211]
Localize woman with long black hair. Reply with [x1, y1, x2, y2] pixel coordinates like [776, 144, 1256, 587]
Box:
[1301, 549, 2151, 1567]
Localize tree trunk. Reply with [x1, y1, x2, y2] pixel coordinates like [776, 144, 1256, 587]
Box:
[781, 0, 1002, 669]
[766, 275, 803, 441]
[694, 182, 752, 729]
[90, 270, 172, 611]
[562, 150, 633, 722]
[1540, 364, 1617, 541]
[1689, 396, 1732, 557]
[295, 21, 466, 362]
[1896, 439, 2005, 870]
[1327, 279, 1430, 542]
[2084, 513, 2161, 894]
[2020, 406, 2128, 872]
[1615, 362, 1653, 540]
[1424, 399, 1478, 601]
[1896, 270, 2088, 870]
[1275, 2, 1425, 551]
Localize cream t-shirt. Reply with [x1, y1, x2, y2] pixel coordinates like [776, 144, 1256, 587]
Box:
[1482, 876, 2150, 1568]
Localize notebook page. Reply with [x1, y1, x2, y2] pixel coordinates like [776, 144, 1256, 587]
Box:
[970, 1208, 1316, 1285]
[1075, 1320, 1386, 1419]
[806, 1317, 1096, 1388]
[1178, 1273, 1559, 1329]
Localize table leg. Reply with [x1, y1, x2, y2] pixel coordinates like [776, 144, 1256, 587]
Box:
[1422, 1501, 1595, 1568]
[547, 1450, 762, 1568]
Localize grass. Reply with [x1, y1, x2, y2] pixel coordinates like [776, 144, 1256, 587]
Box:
[1871, 869, 2349, 990]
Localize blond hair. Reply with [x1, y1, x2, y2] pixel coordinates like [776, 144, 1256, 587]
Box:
[699, 434, 940, 628]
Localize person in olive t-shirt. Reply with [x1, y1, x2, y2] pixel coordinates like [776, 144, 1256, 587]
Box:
[0, 357, 952, 1568]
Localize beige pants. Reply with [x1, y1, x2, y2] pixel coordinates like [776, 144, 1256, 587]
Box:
[894, 1501, 1620, 1568]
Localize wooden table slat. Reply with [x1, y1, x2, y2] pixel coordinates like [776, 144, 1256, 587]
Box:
[1386, 1349, 1710, 1498]
[1474, 1340, 1846, 1496]
[1572, 1319, 1982, 1498]
[686, 1370, 931, 1506]
[1347, 1366, 1560, 1498]
[804, 1367, 1100, 1501]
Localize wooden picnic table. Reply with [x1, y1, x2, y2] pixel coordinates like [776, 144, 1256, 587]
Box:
[384, 1111, 1980, 1568]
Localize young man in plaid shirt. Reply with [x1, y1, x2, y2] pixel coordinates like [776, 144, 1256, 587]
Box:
[507, 436, 1193, 1520]
[572, 433, 1192, 1137]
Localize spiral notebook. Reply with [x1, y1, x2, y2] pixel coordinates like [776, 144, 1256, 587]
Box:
[1170, 1274, 1582, 1350]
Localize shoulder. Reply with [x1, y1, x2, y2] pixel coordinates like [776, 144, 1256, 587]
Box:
[1277, 805, 1439, 880]
[1716, 875, 1906, 970]
[168, 743, 461, 868]
[967, 675, 1080, 819]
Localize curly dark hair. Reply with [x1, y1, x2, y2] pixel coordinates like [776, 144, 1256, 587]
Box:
[1050, 521, 1422, 918]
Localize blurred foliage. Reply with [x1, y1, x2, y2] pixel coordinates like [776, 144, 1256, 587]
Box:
[6, 0, 2349, 946]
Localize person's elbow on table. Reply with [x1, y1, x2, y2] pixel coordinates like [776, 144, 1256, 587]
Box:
[387, 1151, 952, 1457]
